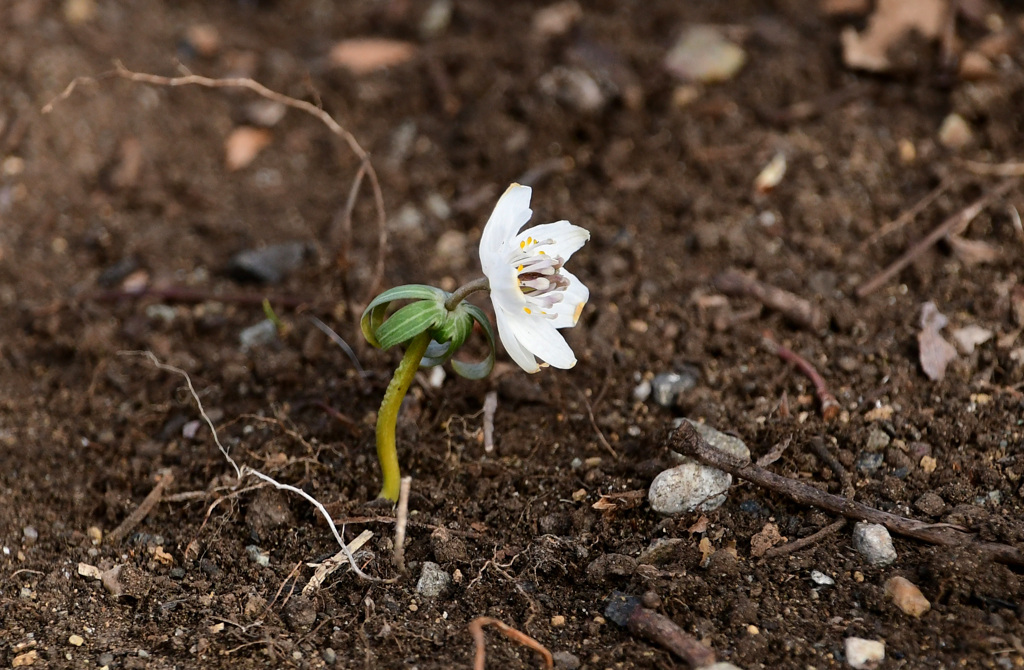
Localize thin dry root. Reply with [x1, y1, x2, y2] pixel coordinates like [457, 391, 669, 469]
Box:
[469, 617, 553, 670]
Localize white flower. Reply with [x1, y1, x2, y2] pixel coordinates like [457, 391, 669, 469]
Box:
[479, 183, 590, 373]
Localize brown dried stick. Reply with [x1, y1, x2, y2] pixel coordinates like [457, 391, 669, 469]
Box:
[468, 617, 553, 670]
[43, 61, 389, 302]
[860, 177, 953, 249]
[713, 271, 825, 331]
[762, 518, 846, 558]
[763, 335, 840, 421]
[107, 471, 174, 545]
[857, 178, 1018, 297]
[605, 592, 715, 667]
[668, 422, 1024, 567]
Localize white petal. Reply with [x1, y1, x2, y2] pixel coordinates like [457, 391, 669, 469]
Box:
[516, 220, 589, 262]
[546, 269, 589, 329]
[480, 184, 532, 274]
[504, 309, 577, 369]
[494, 305, 540, 373]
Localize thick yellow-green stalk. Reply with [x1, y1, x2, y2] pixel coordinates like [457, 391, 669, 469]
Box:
[375, 331, 431, 501]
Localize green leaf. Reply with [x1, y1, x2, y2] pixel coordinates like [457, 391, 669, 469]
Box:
[450, 303, 496, 380]
[360, 284, 448, 348]
[375, 300, 446, 350]
[421, 339, 453, 368]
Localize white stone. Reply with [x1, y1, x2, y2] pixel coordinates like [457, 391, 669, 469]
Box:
[845, 637, 885, 668]
[853, 522, 897, 566]
[649, 420, 750, 514]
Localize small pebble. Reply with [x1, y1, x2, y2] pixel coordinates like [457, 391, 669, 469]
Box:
[227, 242, 312, 284]
[810, 570, 835, 586]
[855, 452, 884, 474]
[913, 492, 946, 516]
[650, 370, 699, 407]
[321, 648, 337, 665]
[884, 576, 931, 618]
[550, 615, 566, 627]
[632, 379, 652, 402]
[853, 522, 897, 566]
[845, 636, 885, 668]
[245, 545, 270, 567]
[865, 428, 890, 452]
[68, 634, 84, 646]
[416, 562, 451, 598]
[938, 113, 972, 150]
[239, 319, 277, 351]
[22, 527, 38, 545]
[664, 25, 746, 83]
[98, 652, 114, 667]
[553, 650, 582, 670]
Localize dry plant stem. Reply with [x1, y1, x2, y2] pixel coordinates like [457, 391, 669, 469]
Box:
[303, 529, 374, 596]
[762, 518, 847, 558]
[962, 159, 1024, 177]
[482, 391, 498, 453]
[376, 332, 432, 501]
[856, 178, 1018, 297]
[860, 176, 953, 249]
[393, 476, 412, 573]
[713, 270, 825, 331]
[763, 336, 840, 421]
[626, 607, 715, 667]
[468, 617, 554, 670]
[106, 470, 174, 545]
[43, 62, 389, 301]
[126, 351, 388, 582]
[668, 422, 1024, 567]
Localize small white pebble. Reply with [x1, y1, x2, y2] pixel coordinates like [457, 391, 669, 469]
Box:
[845, 637, 885, 668]
[853, 522, 897, 566]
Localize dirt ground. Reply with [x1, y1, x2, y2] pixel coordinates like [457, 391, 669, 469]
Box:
[2, 0, 1024, 668]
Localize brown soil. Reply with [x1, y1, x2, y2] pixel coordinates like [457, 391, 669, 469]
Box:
[2, 1, 1023, 668]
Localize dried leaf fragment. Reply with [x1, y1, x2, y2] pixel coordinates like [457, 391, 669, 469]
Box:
[840, 0, 947, 72]
[754, 152, 787, 194]
[917, 301, 957, 381]
[329, 38, 417, 74]
[750, 522, 786, 558]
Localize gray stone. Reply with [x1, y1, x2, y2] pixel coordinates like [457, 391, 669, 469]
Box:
[865, 428, 891, 452]
[650, 420, 749, 514]
[245, 545, 270, 567]
[650, 370, 699, 407]
[416, 561, 451, 598]
[553, 651, 581, 669]
[638, 538, 683, 566]
[914, 492, 946, 516]
[239, 319, 277, 351]
[227, 241, 312, 284]
[853, 522, 897, 566]
[22, 526, 38, 545]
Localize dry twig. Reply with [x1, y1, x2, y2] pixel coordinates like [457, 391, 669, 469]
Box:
[393, 476, 412, 573]
[762, 518, 847, 558]
[860, 176, 953, 249]
[106, 470, 174, 545]
[605, 592, 715, 667]
[303, 529, 374, 595]
[763, 335, 840, 421]
[669, 422, 1024, 567]
[857, 178, 1018, 297]
[482, 391, 498, 453]
[713, 271, 825, 331]
[468, 617, 553, 670]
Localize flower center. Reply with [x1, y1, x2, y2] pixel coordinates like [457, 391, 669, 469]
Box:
[510, 236, 567, 315]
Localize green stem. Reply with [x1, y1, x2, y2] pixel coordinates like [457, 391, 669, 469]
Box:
[376, 330, 431, 501]
[444, 277, 490, 311]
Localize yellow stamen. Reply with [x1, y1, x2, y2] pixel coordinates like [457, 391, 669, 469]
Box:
[527, 236, 533, 245]
[538, 250, 546, 255]
[517, 264, 523, 272]
[520, 240, 525, 249]
[573, 301, 585, 325]
[523, 307, 532, 314]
